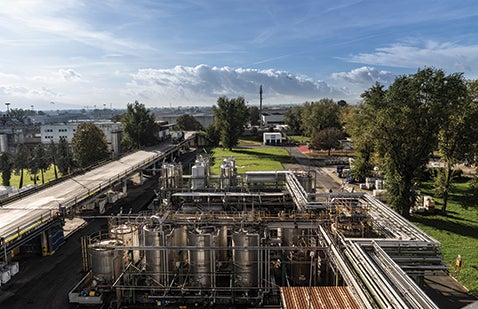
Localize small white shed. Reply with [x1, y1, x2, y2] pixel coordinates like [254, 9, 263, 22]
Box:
[263, 132, 282, 145]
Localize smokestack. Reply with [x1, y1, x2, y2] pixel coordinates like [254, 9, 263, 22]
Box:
[259, 85, 263, 127]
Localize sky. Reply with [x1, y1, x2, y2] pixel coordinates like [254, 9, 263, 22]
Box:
[0, 0, 477, 111]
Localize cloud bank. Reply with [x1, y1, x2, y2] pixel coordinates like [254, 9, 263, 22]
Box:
[127, 65, 347, 106]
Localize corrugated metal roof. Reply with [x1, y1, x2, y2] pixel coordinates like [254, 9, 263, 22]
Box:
[280, 286, 361, 309]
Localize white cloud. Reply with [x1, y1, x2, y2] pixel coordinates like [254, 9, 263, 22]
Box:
[58, 69, 82, 81]
[346, 41, 478, 78]
[128, 64, 346, 106]
[331, 66, 395, 86]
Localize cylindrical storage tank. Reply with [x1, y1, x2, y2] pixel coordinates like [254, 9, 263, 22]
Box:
[88, 239, 124, 284]
[168, 225, 188, 276]
[191, 164, 205, 190]
[143, 224, 166, 285]
[110, 223, 140, 263]
[188, 227, 213, 288]
[232, 229, 260, 288]
[215, 225, 228, 265]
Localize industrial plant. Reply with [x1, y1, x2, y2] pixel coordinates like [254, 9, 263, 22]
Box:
[70, 155, 445, 308]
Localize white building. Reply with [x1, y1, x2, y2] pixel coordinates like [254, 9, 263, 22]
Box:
[41, 121, 123, 150]
[263, 132, 282, 145]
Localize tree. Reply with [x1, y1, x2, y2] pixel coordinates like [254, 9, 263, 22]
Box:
[309, 128, 344, 156]
[300, 99, 341, 136]
[249, 106, 260, 126]
[121, 101, 159, 149]
[284, 105, 303, 135]
[359, 68, 447, 218]
[30, 144, 50, 184]
[14, 143, 30, 188]
[347, 95, 382, 182]
[72, 122, 109, 168]
[175, 114, 203, 131]
[47, 140, 59, 179]
[57, 137, 74, 176]
[434, 75, 477, 213]
[8, 108, 28, 123]
[204, 124, 220, 147]
[0, 152, 13, 186]
[212, 96, 249, 150]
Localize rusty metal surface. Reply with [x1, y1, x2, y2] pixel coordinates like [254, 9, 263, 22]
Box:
[280, 286, 361, 309]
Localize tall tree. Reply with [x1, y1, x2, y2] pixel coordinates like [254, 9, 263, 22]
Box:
[0, 152, 13, 186]
[212, 96, 249, 150]
[8, 108, 28, 123]
[30, 144, 50, 184]
[14, 143, 30, 188]
[175, 114, 203, 131]
[57, 137, 74, 176]
[248, 106, 260, 126]
[121, 101, 159, 149]
[347, 90, 383, 182]
[72, 122, 109, 168]
[300, 99, 341, 136]
[434, 75, 477, 213]
[360, 68, 447, 218]
[284, 105, 303, 135]
[309, 128, 344, 156]
[47, 140, 59, 179]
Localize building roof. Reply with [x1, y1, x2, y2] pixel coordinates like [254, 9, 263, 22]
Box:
[280, 286, 361, 309]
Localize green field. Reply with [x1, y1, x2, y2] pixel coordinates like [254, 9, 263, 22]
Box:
[411, 179, 478, 296]
[1, 165, 60, 189]
[288, 135, 310, 145]
[208, 146, 293, 174]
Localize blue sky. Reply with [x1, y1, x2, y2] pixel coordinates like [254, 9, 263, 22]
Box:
[0, 0, 477, 110]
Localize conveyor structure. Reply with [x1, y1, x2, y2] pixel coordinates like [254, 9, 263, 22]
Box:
[70, 157, 444, 308]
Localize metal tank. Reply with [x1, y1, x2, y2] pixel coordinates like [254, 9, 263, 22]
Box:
[143, 219, 167, 285]
[232, 228, 260, 288]
[161, 163, 183, 189]
[88, 239, 124, 284]
[168, 225, 188, 281]
[191, 164, 206, 190]
[110, 223, 140, 263]
[220, 158, 237, 189]
[188, 227, 214, 288]
[282, 228, 314, 286]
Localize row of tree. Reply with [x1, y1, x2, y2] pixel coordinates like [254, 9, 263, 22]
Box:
[0, 139, 73, 188]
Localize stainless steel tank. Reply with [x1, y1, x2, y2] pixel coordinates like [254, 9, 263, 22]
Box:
[143, 223, 166, 285]
[88, 239, 124, 284]
[110, 223, 140, 263]
[232, 228, 259, 288]
[168, 225, 188, 276]
[188, 227, 213, 288]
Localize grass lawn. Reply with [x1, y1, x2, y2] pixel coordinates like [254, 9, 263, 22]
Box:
[289, 135, 310, 145]
[208, 146, 293, 174]
[411, 179, 478, 296]
[2, 165, 60, 189]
